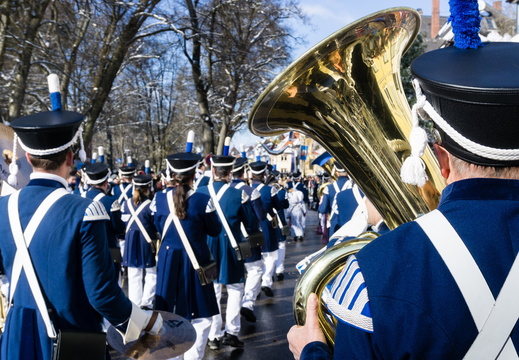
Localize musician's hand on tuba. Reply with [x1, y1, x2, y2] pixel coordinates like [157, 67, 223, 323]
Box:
[287, 293, 326, 360]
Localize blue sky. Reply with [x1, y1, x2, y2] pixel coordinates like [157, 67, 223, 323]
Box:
[232, 1, 452, 148]
[292, 0, 451, 57]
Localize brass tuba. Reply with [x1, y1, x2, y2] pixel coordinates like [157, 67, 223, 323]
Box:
[248, 8, 445, 345]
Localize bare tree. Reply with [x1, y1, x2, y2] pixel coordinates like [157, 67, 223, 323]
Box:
[173, 0, 305, 155]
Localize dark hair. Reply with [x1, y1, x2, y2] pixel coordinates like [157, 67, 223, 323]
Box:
[233, 168, 245, 178]
[173, 170, 195, 220]
[252, 173, 264, 181]
[214, 166, 231, 179]
[28, 149, 69, 171]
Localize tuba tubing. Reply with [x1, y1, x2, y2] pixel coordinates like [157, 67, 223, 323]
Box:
[248, 7, 445, 347]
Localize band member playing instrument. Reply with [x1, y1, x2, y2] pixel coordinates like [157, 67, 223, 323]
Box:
[0, 102, 162, 360]
[288, 2, 519, 358]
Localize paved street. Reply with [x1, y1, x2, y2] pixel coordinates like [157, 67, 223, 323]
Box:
[111, 209, 324, 360]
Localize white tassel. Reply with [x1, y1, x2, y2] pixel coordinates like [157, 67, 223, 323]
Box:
[7, 162, 18, 187]
[401, 126, 428, 187]
[78, 125, 87, 162]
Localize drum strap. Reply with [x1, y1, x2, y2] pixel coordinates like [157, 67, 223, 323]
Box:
[416, 210, 519, 360]
[8, 188, 68, 339]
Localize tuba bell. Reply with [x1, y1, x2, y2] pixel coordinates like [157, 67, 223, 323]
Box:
[248, 7, 445, 346]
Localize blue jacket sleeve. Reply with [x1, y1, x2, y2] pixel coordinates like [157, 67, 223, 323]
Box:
[300, 341, 333, 360]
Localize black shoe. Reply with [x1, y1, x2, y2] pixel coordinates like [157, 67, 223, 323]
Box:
[240, 307, 257, 322]
[261, 286, 274, 297]
[293, 237, 298, 242]
[276, 273, 284, 281]
[208, 338, 220, 350]
[299, 236, 304, 242]
[222, 332, 244, 347]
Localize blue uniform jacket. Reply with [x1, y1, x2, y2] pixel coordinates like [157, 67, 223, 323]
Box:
[83, 187, 125, 248]
[121, 198, 157, 268]
[275, 186, 290, 241]
[252, 180, 283, 252]
[197, 181, 257, 284]
[153, 186, 221, 320]
[0, 177, 132, 360]
[112, 182, 133, 207]
[231, 179, 266, 262]
[318, 176, 355, 234]
[303, 178, 519, 359]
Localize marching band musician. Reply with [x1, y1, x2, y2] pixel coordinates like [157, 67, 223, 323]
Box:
[152, 152, 221, 360]
[288, 5, 519, 359]
[82, 162, 126, 284]
[230, 157, 268, 323]
[269, 170, 290, 278]
[0, 106, 162, 360]
[112, 164, 136, 265]
[198, 154, 257, 349]
[120, 174, 158, 309]
[317, 161, 360, 237]
[249, 161, 283, 298]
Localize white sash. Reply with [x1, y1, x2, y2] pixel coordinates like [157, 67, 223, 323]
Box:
[161, 189, 193, 241]
[8, 188, 69, 339]
[125, 199, 153, 244]
[208, 184, 242, 260]
[117, 183, 132, 205]
[164, 191, 202, 271]
[416, 210, 519, 360]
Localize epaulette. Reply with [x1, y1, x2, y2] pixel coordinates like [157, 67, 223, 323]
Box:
[84, 201, 110, 221]
[270, 186, 279, 196]
[206, 198, 216, 213]
[323, 186, 330, 195]
[250, 188, 261, 201]
[110, 199, 121, 212]
[325, 255, 373, 333]
[241, 190, 250, 204]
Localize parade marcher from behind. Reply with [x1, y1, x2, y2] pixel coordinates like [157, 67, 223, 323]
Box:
[198, 155, 257, 349]
[268, 170, 289, 280]
[153, 152, 221, 360]
[231, 157, 267, 323]
[288, 3, 519, 358]
[82, 162, 126, 284]
[286, 183, 307, 242]
[121, 174, 158, 309]
[318, 162, 359, 237]
[0, 87, 162, 360]
[249, 161, 283, 297]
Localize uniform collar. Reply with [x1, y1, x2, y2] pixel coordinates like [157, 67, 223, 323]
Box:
[440, 178, 519, 205]
[29, 172, 69, 189]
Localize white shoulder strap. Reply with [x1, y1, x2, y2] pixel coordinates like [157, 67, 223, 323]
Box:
[235, 182, 245, 189]
[93, 192, 105, 202]
[162, 189, 193, 241]
[416, 210, 519, 360]
[208, 184, 242, 260]
[165, 191, 201, 270]
[8, 188, 68, 339]
[125, 199, 153, 243]
[118, 183, 132, 204]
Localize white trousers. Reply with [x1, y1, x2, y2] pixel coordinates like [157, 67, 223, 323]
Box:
[275, 241, 286, 274]
[209, 282, 244, 339]
[261, 250, 279, 288]
[242, 260, 264, 310]
[171, 317, 212, 360]
[127, 266, 157, 308]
